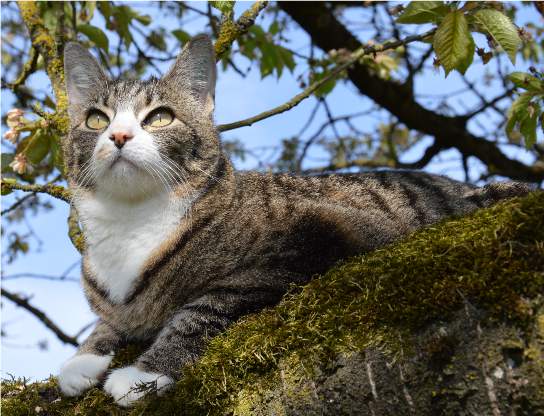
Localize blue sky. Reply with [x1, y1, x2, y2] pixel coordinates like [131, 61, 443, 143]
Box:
[1, 2, 540, 380]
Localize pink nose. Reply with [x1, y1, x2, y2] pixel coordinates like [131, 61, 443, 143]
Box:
[109, 132, 134, 149]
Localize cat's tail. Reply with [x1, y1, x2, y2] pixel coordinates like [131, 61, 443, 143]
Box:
[464, 182, 534, 208]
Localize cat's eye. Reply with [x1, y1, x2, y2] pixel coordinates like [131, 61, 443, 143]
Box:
[86, 110, 110, 130]
[144, 108, 174, 128]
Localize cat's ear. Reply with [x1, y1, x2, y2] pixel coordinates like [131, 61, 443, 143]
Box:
[162, 34, 217, 116]
[64, 43, 108, 107]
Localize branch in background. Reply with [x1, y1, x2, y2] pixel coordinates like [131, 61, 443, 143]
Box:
[303, 158, 395, 175]
[0, 193, 36, 216]
[214, 1, 269, 60]
[2, 273, 79, 283]
[303, 138, 445, 175]
[279, 2, 544, 182]
[1, 288, 79, 347]
[296, 109, 374, 171]
[462, 88, 514, 120]
[1, 180, 71, 204]
[2, 46, 38, 91]
[217, 29, 436, 132]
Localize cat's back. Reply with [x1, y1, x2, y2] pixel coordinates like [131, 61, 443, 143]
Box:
[233, 169, 476, 217]
[229, 169, 529, 250]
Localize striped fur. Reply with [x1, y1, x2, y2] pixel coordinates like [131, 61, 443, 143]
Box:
[60, 36, 530, 404]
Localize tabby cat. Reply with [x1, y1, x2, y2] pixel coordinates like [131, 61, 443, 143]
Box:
[58, 35, 528, 406]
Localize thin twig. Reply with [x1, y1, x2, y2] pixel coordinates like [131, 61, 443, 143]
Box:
[1, 193, 36, 216]
[2, 273, 79, 282]
[2, 46, 39, 91]
[2, 288, 79, 346]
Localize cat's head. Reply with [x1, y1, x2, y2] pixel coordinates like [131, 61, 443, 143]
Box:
[63, 35, 221, 201]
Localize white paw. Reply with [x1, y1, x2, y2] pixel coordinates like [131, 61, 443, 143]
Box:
[58, 353, 113, 397]
[103, 366, 173, 407]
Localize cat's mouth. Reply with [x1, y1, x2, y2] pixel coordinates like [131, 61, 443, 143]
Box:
[110, 154, 138, 170]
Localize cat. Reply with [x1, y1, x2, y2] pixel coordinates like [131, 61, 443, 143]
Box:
[58, 35, 529, 407]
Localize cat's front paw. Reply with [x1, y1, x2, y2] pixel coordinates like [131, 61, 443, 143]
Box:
[58, 353, 113, 397]
[103, 366, 173, 407]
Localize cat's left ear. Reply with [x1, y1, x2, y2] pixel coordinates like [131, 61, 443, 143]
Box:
[162, 34, 217, 116]
[64, 42, 108, 107]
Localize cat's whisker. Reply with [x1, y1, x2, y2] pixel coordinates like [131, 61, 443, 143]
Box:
[78, 164, 97, 188]
[158, 157, 187, 183]
[77, 159, 96, 187]
[141, 161, 171, 195]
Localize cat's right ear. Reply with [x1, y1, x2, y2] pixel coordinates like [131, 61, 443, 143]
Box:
[64, 43, 108, 107]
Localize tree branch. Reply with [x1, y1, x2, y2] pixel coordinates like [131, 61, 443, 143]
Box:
[68, 206, 85, 253]
[1, 180, 71, 204]
[214, 1, 269, 60]
[2, 288, 79, 346]
[18, 0, 69, 134]
[217, 29, 436, 132]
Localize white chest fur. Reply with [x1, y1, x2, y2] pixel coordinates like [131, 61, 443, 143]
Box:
[75, 192, 193, 303]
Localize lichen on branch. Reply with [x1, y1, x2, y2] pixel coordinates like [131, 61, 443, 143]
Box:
[17, 0, 69, 134]
[214, 1, 269, 61]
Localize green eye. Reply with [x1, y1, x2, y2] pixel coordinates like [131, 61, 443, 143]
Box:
[144, 108, 174, 128]
[86, 110, 110, 130]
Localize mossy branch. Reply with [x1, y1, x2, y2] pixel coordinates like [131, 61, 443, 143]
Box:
[1, 179, 85, 253]
[214, 1, 269, 61]
[1, 180, 71, 204]
[67, 206, 85, 254]
[18, 0, 69, 133]
[216, 28, 436, 132]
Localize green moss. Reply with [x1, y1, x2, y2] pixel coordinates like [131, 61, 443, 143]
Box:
[3, 192, 543, 415]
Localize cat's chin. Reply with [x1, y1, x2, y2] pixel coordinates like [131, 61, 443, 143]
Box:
[96, 168, 165, 202]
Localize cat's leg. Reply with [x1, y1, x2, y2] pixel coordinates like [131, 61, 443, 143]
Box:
[59, 320, 122, 397]
[104, 285, 283, 407]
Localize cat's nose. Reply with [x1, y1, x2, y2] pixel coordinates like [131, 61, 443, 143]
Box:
[109, 132, 134, 149]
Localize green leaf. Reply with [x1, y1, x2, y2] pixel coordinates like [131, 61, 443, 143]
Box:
[310, 71, 337, 98]
[79, 1, 96, 22]
[96, 2, 112, 20]
[1, 153, 15, 174]
[112, 6, 135, 48]
[396, 1, 450, 24]
[172, 29, 191, 45]
[147, 30, 167, 51]
[49, 137, 65, 174]
[508, 72, 544, 93]
[433, 11, 475, 76]
[473, 9, 521, 64]
[519, 102, 539, 148]
[506, 92, 532, 136]
[135, 14, 151, 26]
[77, 24, 109, 51]
[24, 130, 51, 165]
[277, 46, 296, 73]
